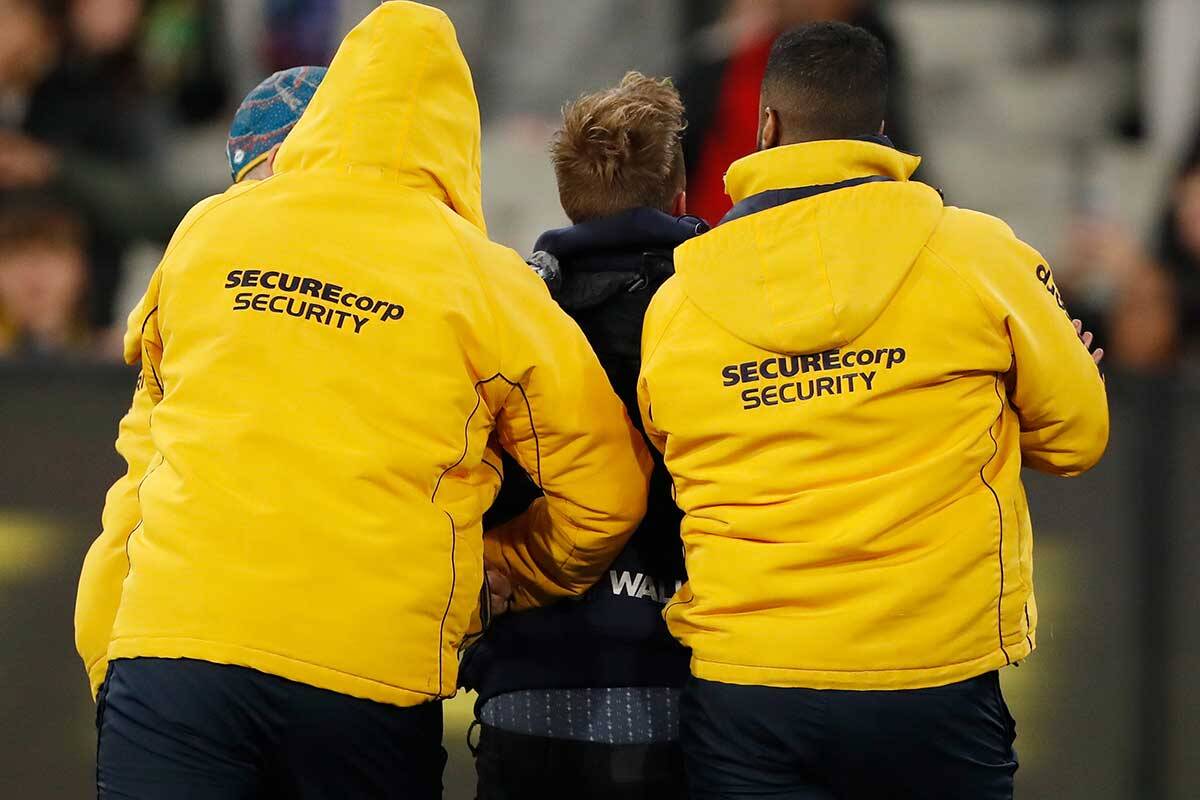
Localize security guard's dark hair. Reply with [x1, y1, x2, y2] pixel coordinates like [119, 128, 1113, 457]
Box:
[762, 22, 888, 143]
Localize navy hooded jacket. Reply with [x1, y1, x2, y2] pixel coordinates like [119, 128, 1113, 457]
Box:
[460, 208, 707, 703]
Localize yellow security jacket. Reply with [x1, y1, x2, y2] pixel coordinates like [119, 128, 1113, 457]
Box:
[638, 140, 1109, 691]
[75, 1, 650, 707]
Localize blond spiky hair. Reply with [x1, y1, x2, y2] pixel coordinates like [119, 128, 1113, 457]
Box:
[551, 71, 686, 223]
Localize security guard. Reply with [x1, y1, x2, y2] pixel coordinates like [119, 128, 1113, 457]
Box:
[637, 22, 1109, 800]
[76, 4, 650, 797]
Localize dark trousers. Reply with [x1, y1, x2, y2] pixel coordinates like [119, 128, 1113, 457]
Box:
[474, 723, 688, 800]
[96, 657, 445, 799]
[681, 672, 1017, 800]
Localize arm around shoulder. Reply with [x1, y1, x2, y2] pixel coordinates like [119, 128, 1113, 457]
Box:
[478, 250, 652, 608]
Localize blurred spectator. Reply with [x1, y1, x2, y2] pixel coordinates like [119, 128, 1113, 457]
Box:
[678, 0, 916, 224]
[0, 195, 93, 360]
[1159, 139, 1200, 357]
[0, 0, 61, 113]
[1062, 217, 1175, 370]
[142, 0, 230, 123]
[262, 0, 339, 73]
[1060, 135, 1200, 371]
[24, 0, 149, 167]
[1, 0, 191, 330]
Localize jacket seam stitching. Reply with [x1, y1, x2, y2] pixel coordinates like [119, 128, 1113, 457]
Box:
[140, 306, 164, 395]
[162, 181, 274, 262]
[120, 455, 163, 583]
[493, 377, 573, 584]
[509, 381, 544, 489]
[480, 457, 503, 486]
[109, 451, 162, 670]
[94, 382, 161, 677]
[811, 200, 842, 342]
[436, 202, 505, 379]
[662, 583, 696, 618]
[384, 13, 437, 182]
[640, 288, 687, 371]
[141, 181, 273, 381]
[982, 373, 1012, 666]
[922, 240, 1008, 342]
[435, 509, 457, 698]
[431, 374, 543, 696]
[431, 375, 506, 697]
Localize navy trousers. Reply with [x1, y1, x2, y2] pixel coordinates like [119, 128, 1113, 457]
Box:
[681, 672, 1018, 800]
[96, 657, 445, 799]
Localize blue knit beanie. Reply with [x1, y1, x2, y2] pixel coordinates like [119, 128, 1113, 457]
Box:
[227, 66, 327, 181]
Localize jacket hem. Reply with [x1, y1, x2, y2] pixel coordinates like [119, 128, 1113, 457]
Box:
[689, 638, 1034, 691]
[107, 637, 444, 708]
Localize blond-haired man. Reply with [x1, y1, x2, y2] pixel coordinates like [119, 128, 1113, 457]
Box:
[462, 72, 707, 800]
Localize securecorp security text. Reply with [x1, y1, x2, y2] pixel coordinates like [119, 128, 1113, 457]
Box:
[721, 346, 908, 410]
[224, 268, 405, 334]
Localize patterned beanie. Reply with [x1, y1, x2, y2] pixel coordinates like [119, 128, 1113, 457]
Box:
[227, 66, 327, 181]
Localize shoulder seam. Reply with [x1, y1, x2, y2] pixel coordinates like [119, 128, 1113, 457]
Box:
[641, 282, 688, 370]
[163, 180, 273, 262]
[147, 182, 272, 373]
[921, 243, 1006, 340]
[432, 199, 504, 380]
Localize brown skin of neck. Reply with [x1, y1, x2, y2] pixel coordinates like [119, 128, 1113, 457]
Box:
[756, 103, 886, 151]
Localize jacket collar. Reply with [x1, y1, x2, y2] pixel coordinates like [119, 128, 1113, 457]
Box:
[720, 175, 896, 225]
[533, 208, 708, 269]
[723, 138, 922, 209]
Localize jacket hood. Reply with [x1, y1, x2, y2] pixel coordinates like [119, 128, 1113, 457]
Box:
[674, 140, 945, 354]
[272, 1, 486, 232]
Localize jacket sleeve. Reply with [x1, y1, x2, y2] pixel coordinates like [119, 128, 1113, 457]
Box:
[954, 213, 1109, 476]
[123, 267, 166, 403]
[636, 279, 684, 456]
[480, 258, 652, 610]
[74, 274, 164, 698]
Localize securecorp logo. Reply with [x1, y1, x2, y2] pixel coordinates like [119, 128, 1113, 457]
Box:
[721, 346, 908, 411]
[224, 269, 404, 334]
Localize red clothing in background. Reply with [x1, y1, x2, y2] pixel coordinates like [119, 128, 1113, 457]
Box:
[686, 36, 773, 224]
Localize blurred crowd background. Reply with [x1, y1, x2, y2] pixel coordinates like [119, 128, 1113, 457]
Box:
[1, 0, 1200, 371]
[1, 1, 1198, 799]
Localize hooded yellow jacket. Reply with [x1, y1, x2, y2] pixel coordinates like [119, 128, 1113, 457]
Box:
[75, 1, 650, 707]
[638, 140, 1109, 691]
